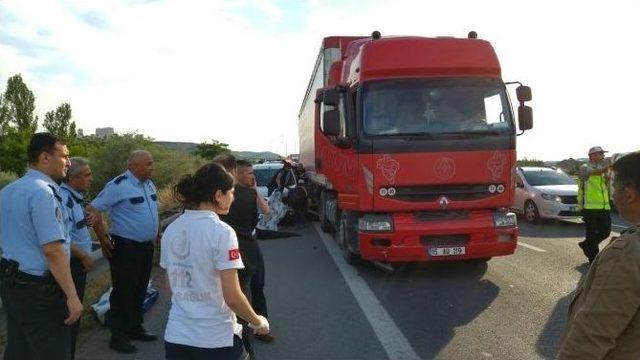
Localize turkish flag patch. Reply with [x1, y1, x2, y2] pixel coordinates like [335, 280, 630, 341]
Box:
[228, 249, 240, 261]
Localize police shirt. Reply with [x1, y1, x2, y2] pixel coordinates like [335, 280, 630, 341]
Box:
[91, 170, 159, 242]
[0, 169, 70, 276]
[60, 183, 93, 255]
[160, 210, 244, 348]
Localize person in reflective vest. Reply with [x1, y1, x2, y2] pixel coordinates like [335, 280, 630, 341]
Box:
[577, 146, 611, 263]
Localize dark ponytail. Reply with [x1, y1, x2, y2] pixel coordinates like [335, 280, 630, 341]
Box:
[173, 163, 234, 209]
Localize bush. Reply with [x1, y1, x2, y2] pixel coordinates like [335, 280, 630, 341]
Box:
[0, 171, 18, 190]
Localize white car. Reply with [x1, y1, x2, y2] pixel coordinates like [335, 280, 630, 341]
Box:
[513, 167, 580, 222]
[252, 162, 283, 199]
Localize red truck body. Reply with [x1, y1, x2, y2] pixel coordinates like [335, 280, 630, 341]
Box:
[299, 34, 531, 263]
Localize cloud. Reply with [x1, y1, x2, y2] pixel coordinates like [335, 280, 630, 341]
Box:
[0, 0, 638, 159]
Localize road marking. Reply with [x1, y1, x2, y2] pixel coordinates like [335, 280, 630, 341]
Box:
[612, 223, 627, 231]
[517, 241, 547, 252]
[313, 223, 421, 360]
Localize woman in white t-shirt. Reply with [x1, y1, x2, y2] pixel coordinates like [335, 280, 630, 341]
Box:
[161, 163, 269, 360]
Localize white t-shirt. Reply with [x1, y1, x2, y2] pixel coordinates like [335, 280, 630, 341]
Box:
[160, 210, 244, 348]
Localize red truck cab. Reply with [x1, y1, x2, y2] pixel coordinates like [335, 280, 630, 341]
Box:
[299, 32, 533, 264]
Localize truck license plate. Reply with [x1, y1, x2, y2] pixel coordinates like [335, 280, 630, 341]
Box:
[429, 246, 466, 257]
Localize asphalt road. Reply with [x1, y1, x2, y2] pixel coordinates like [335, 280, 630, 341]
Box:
[76, 214, 631, 360]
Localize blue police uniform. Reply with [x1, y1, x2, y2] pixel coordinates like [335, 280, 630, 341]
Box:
[0, 169, 70, 275]
[61, 182, 93, 359]
[91, 170, 159, 346]
[91, 170, 159, 242]
[0, 169, 73, 359]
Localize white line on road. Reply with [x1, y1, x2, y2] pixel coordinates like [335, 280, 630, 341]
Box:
[612, 223, 627, 231]
[313, 223, 421, 360]
[517, 241, 547, 252]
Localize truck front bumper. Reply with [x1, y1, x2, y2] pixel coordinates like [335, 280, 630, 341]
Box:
[358, 211, 518, 262]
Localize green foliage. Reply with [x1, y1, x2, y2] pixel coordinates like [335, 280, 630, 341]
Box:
[0, 171, 18, 190]
[556, 158, 584, 176]
[86, 133, 155, 196]
[2, 74, 38, 134]
[192, 140, 230, 160]
[0, 128, 31, 176]
[516, 158, 545, 167]
[43, 103, 76, 143]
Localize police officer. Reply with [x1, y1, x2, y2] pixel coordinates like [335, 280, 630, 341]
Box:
[89, 150, 159, 354]
[558, 151, 640, 359]
[61, 157, 96, 359]
[577, 146, 612, 263]
[0, 132, 83, 359]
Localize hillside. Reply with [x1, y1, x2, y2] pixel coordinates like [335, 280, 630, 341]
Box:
[154, 141, 281, 161]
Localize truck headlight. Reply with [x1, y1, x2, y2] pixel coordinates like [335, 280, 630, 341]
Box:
[358, 214, 394, 232]
[541, 193, 561, 202]
[494, 211, 517, 228]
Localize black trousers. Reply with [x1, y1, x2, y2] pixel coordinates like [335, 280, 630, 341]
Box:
[69, 257, 87, 360]
[108, 235, 154, 340]
[0, 260, 71, 360]
[250, 244, 268, 318]
[165, 336, 243, 360]
[581, 209, 612, 262]
[237, 239, 259, 355]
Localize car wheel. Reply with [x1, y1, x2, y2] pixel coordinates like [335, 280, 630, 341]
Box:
[524, 200, 540, 223]
[338, 212, 358, 265]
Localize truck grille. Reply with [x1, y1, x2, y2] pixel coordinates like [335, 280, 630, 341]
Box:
[414, 211, 469, 222]
[392, 184, 495, 202]
[421, 234, 470, 247]
[559, 195, 578, 204]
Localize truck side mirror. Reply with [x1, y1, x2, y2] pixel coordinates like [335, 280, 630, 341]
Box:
[518, 105, 533, 131]
[322, 109, 341, 136]
[516, 86, 532, 102]
[323, 89, 340, 107]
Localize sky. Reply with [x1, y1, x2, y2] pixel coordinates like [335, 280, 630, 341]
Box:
[0, 0, 638, 160]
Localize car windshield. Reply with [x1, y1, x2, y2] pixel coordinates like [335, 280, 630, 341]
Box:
[253, 168, 280, 187]
[362, 78, 513, 136]
[522, 169, 576, 186]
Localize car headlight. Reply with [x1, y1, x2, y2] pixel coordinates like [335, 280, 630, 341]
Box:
[541, 193, 561, 202]
[358, 214, 394, 232]
[494, 211, 517, 228]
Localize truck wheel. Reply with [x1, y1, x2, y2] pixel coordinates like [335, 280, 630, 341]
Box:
[338, 212, 358, 265]
[524, 200, 540, 223]
[319, 191, 334, 233]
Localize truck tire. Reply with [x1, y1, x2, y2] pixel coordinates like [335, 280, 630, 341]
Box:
[338, 211, 359, 265]
[319, 191, 334, 233]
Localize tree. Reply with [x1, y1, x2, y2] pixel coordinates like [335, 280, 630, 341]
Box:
[192, 140, 230, 160]
[517, 158, 545, 167]
[3, 74, 38, 134]
[557, 158, 584, 176]
[0, 95, 9, 136]
[0, 127, 31, 175]
[43, 103, 76, 142]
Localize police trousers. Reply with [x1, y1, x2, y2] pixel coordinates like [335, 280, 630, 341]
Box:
[69, 257, 87, 360]
[0, 259, 71, 360]
[237, 239, 259, 355]
[108, 235, 154, 340]
[582, 209, 611, 262]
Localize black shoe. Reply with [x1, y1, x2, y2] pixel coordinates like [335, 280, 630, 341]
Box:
[129, 329, 158, 342]
[110, 337, 138, 354]
[255, 332, 275, 343]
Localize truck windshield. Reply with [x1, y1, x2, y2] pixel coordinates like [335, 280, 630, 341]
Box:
[362, 78, 513, 136]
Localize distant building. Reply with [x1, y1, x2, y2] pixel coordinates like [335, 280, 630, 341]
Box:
[96, 127, 115, 139]
[77, 128, 84, 137]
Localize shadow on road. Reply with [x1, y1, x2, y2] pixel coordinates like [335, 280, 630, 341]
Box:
[519, 219, 585, 239]
[356, 260, 499, 359]
[536, 265, 587, 359]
